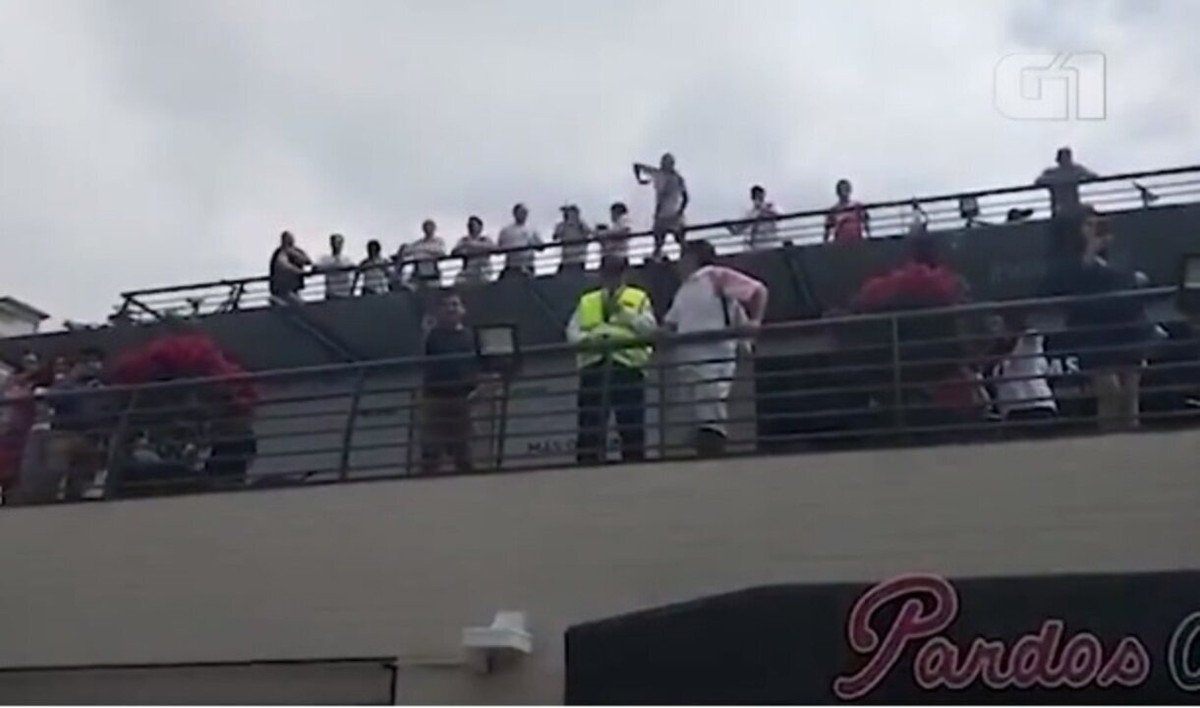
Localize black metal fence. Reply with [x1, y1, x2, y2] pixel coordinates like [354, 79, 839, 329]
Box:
[114, 165, 1200, 321]
[3, 287, 1198, 507]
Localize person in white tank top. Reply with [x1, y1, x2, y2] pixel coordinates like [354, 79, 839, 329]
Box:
[987, 313, 1058, 430]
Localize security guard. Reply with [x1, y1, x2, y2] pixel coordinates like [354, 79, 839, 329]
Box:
[565, 256, 657, 464]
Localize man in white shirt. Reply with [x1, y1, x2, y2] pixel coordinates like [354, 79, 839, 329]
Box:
[497, 203, 542, 278]
[728, 185, 781, 251]
[599, 202, 633, 261]
[986, 312, 1058, 430]
[635, 153, 689, 260]
[1035, 147, 1098, 218]
[664, 239, 768, 457]
[553, 204, 592, 273]
[400, 219, 448, 287]
[357, 239, 391, 296]
[316, 233, 354, 299]
[452, 215, 494, 285]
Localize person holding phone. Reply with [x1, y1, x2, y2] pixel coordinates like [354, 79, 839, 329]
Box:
[634, 153, 689, 261]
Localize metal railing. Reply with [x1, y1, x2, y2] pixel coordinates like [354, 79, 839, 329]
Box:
[115, 165, 1200, 321]
[3, 287, 1199, 507]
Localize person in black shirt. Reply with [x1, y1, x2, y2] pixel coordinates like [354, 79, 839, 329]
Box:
[419, 291, 478, 475]
[268, 231, 311, 303]
[1064, 206, 1151, 431]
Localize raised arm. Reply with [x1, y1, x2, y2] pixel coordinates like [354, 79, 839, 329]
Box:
[633, 163, 654, 185]
[711, 266, 768, 325]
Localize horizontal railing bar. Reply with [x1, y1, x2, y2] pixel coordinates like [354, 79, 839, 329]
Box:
[119, 164, 1200, 299]
[19, 286, 1180, 402]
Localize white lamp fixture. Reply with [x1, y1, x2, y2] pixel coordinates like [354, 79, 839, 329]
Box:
[462, 611, 533, 674]
[474, 324, 520, 374]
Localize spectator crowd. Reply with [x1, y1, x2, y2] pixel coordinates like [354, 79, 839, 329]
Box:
[263, 148, 1106, 305]
[4, 144, 1183, 501]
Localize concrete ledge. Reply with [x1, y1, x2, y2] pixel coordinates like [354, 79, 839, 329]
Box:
[1, 429, 1198, 703]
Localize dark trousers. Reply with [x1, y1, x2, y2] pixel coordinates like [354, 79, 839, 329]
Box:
[576, 362, 645, 464]
[420, 393, 473, 475]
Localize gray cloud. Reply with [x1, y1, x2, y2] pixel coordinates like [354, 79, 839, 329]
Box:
[2, 0, 1199, 323]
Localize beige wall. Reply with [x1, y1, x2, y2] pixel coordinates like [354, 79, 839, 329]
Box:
[1, 430, 1198, 704]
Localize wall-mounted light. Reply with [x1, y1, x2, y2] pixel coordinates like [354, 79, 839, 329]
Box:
[474, 324, 520, 375]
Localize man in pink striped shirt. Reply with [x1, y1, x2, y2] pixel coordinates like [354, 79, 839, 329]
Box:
[663, 240, 768, 456]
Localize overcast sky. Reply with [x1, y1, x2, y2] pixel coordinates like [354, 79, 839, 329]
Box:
[1, 0, 1198, 323]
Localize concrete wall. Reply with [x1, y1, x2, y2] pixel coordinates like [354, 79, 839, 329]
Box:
[1, 430, 1198, 704]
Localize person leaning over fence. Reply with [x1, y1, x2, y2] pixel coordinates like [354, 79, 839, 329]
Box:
[419, 291, 479, 475]
[566, 256, 657, 464]
[663, 240, 768, 458]
[984, 310, 1058, 433]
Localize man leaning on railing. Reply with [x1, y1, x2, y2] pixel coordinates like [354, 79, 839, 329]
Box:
[663, 240, 768, 458]
[268, 231, 311, 304]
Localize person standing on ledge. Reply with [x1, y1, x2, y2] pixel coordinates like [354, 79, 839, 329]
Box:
[1036, 147, 1098, 219]
[1038, 147, 1101, 279]
[635, 152, 689, 261]
[566, 256, 657, 464]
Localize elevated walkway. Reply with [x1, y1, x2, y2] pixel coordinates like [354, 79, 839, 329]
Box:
[4, 167, 1200, 372]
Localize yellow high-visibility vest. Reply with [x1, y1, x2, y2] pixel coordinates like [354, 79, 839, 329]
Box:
[575, 286, 652, 370]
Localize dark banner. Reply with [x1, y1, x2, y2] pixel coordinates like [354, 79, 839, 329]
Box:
[564, 571, 1200, 704]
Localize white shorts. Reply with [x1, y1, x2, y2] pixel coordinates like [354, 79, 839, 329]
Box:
[677, 365, 733, 435]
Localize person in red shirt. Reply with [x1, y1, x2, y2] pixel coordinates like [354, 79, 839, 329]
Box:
[824, 179, 871, 244]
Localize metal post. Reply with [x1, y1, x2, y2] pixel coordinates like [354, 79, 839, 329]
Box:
[656, 351, 668, 461]
[336, 367, 368, 481]
[890, 314, 905, 432]
[599, 354, 613, 463]
[103, 389, 141, 500]
[126, 295, 166, 322]
[404, 388, 418, 476]
[494, 374, 511, 471]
